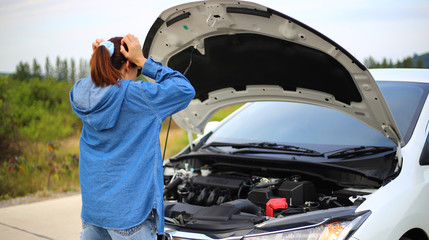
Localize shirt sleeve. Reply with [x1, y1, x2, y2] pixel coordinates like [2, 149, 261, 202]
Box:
[139, 57, 195, 120]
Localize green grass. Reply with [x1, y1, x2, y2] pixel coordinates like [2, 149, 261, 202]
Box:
[210, 104, 243, 122]
[0, 138, 80, 200]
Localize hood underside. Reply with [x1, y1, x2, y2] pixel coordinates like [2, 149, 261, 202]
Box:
[142, 0, 403, 146]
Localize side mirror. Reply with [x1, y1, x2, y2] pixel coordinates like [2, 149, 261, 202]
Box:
[420, 133, 429, 165]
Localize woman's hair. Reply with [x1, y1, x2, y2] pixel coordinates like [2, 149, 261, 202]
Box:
[90, 37, 134, 86]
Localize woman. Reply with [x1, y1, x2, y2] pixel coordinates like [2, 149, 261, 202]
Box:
[70, 34, 195, 239]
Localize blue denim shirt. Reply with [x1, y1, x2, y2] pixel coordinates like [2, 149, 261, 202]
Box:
[70, 58, 195, 233]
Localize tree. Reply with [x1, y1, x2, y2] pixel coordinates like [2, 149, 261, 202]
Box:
[14, 61, 31, 81]
[62, 59, 69, 81]
[417, 58, 424, 68]
[395, 60, 402, 68]
[56, 56, 62, 80]
[32, 58, 42, 79]
[381, 58, 388, 68]
[363, 56, 378, 68]
[54, 56, 69, 81]
[402, 57, 414, 68]
[78, 58, 90, 79]
[45, 56, 53, 79]
[70, 58, 76, 82]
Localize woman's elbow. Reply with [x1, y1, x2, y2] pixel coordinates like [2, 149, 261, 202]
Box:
[180, 81, 195, 100]
[187, 85, 196, 100]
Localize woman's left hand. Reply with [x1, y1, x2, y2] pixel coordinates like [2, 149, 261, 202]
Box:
[120, 34, 146, 68]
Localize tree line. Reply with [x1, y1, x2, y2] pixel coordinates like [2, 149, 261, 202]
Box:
[14, 56, 90, 82]
[363, 54, 427, 69]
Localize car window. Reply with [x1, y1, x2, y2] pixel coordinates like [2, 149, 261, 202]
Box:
[207, 81, 428, 148]
[207, 101, 394, 147]
[378, 82, 427, 143]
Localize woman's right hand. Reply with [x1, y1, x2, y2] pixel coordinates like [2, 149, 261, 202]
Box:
[92, 38, 105, 52]
[120, 34, 146, 68]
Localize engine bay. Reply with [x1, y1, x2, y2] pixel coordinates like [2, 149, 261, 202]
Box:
[163, 158, 374, 231]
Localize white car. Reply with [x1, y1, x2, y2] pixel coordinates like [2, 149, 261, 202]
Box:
[142, 1, 429, 239]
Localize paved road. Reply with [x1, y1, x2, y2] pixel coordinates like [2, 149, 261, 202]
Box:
[0, 194, 82, 240]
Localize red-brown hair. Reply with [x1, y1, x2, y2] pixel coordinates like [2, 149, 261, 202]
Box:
[90, 37, 131, 86]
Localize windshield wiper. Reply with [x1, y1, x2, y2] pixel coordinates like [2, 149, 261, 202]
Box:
[202, 142, 322, 156]
[326, 146, 394, 159]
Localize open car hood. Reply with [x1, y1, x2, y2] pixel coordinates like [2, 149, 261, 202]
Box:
[142, 0, 403, 146]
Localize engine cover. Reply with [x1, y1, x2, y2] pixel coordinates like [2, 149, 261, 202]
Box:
[192, 175, 245, 190]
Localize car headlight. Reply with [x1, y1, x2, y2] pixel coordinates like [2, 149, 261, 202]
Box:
[244, 212, 370, 240]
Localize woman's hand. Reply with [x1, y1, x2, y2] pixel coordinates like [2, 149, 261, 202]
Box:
[120, 34, 146, 68]
[92, 38, 105, 52]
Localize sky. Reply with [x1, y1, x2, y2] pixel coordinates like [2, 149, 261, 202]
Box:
[1, 0, 428, 74]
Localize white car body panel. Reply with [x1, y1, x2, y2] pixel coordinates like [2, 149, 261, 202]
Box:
[352, 71, 429, 239]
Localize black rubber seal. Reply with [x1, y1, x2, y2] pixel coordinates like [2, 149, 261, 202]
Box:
[226, 7, 272, 18]
[166, 12, 191, 27]
[143, 17, 165, 58]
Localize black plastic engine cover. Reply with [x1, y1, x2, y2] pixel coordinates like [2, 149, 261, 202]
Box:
[164, 201, 264, 231]
[192, 175, 245, 190]
[247, 188, 274, 206]
[278, 181, 317, 206]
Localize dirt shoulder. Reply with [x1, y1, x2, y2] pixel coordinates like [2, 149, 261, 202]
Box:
[0, 191, 80, 209]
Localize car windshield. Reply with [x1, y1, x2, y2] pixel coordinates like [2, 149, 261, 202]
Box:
[206, 81, 428, 149]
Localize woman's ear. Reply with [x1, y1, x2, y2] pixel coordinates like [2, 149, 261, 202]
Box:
[119, 60, 132, 80]
[124, 60, 131, 73]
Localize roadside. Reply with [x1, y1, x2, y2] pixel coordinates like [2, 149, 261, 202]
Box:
[0, 191, 80, 209]
[0, 193, 82, 240]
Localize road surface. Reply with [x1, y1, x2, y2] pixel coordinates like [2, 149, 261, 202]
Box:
[0, 194, 82, 240]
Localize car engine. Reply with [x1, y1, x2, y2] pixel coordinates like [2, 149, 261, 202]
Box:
[163, 160, 370, 231]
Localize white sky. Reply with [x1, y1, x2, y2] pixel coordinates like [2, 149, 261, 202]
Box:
[1, 0, 428, 73]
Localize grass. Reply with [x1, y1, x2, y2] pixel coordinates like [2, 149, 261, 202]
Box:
[0, 104, 243, 201]
[160, 120, 189, 159]
[0, 137, 80, 200]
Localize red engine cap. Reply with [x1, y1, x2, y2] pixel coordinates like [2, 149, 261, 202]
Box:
[266, 198, 288, 217]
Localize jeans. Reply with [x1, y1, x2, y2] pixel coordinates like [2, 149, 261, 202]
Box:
[80, 214, 157, 240]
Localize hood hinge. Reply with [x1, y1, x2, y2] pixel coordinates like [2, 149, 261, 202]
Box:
[395, 142, 402, 172]
[187, 131, 194, 151]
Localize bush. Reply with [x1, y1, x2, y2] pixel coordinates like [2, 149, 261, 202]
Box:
[9, 77, 81, 142]
[0, 75, 82, 199]
[0, 76, 21, 161]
